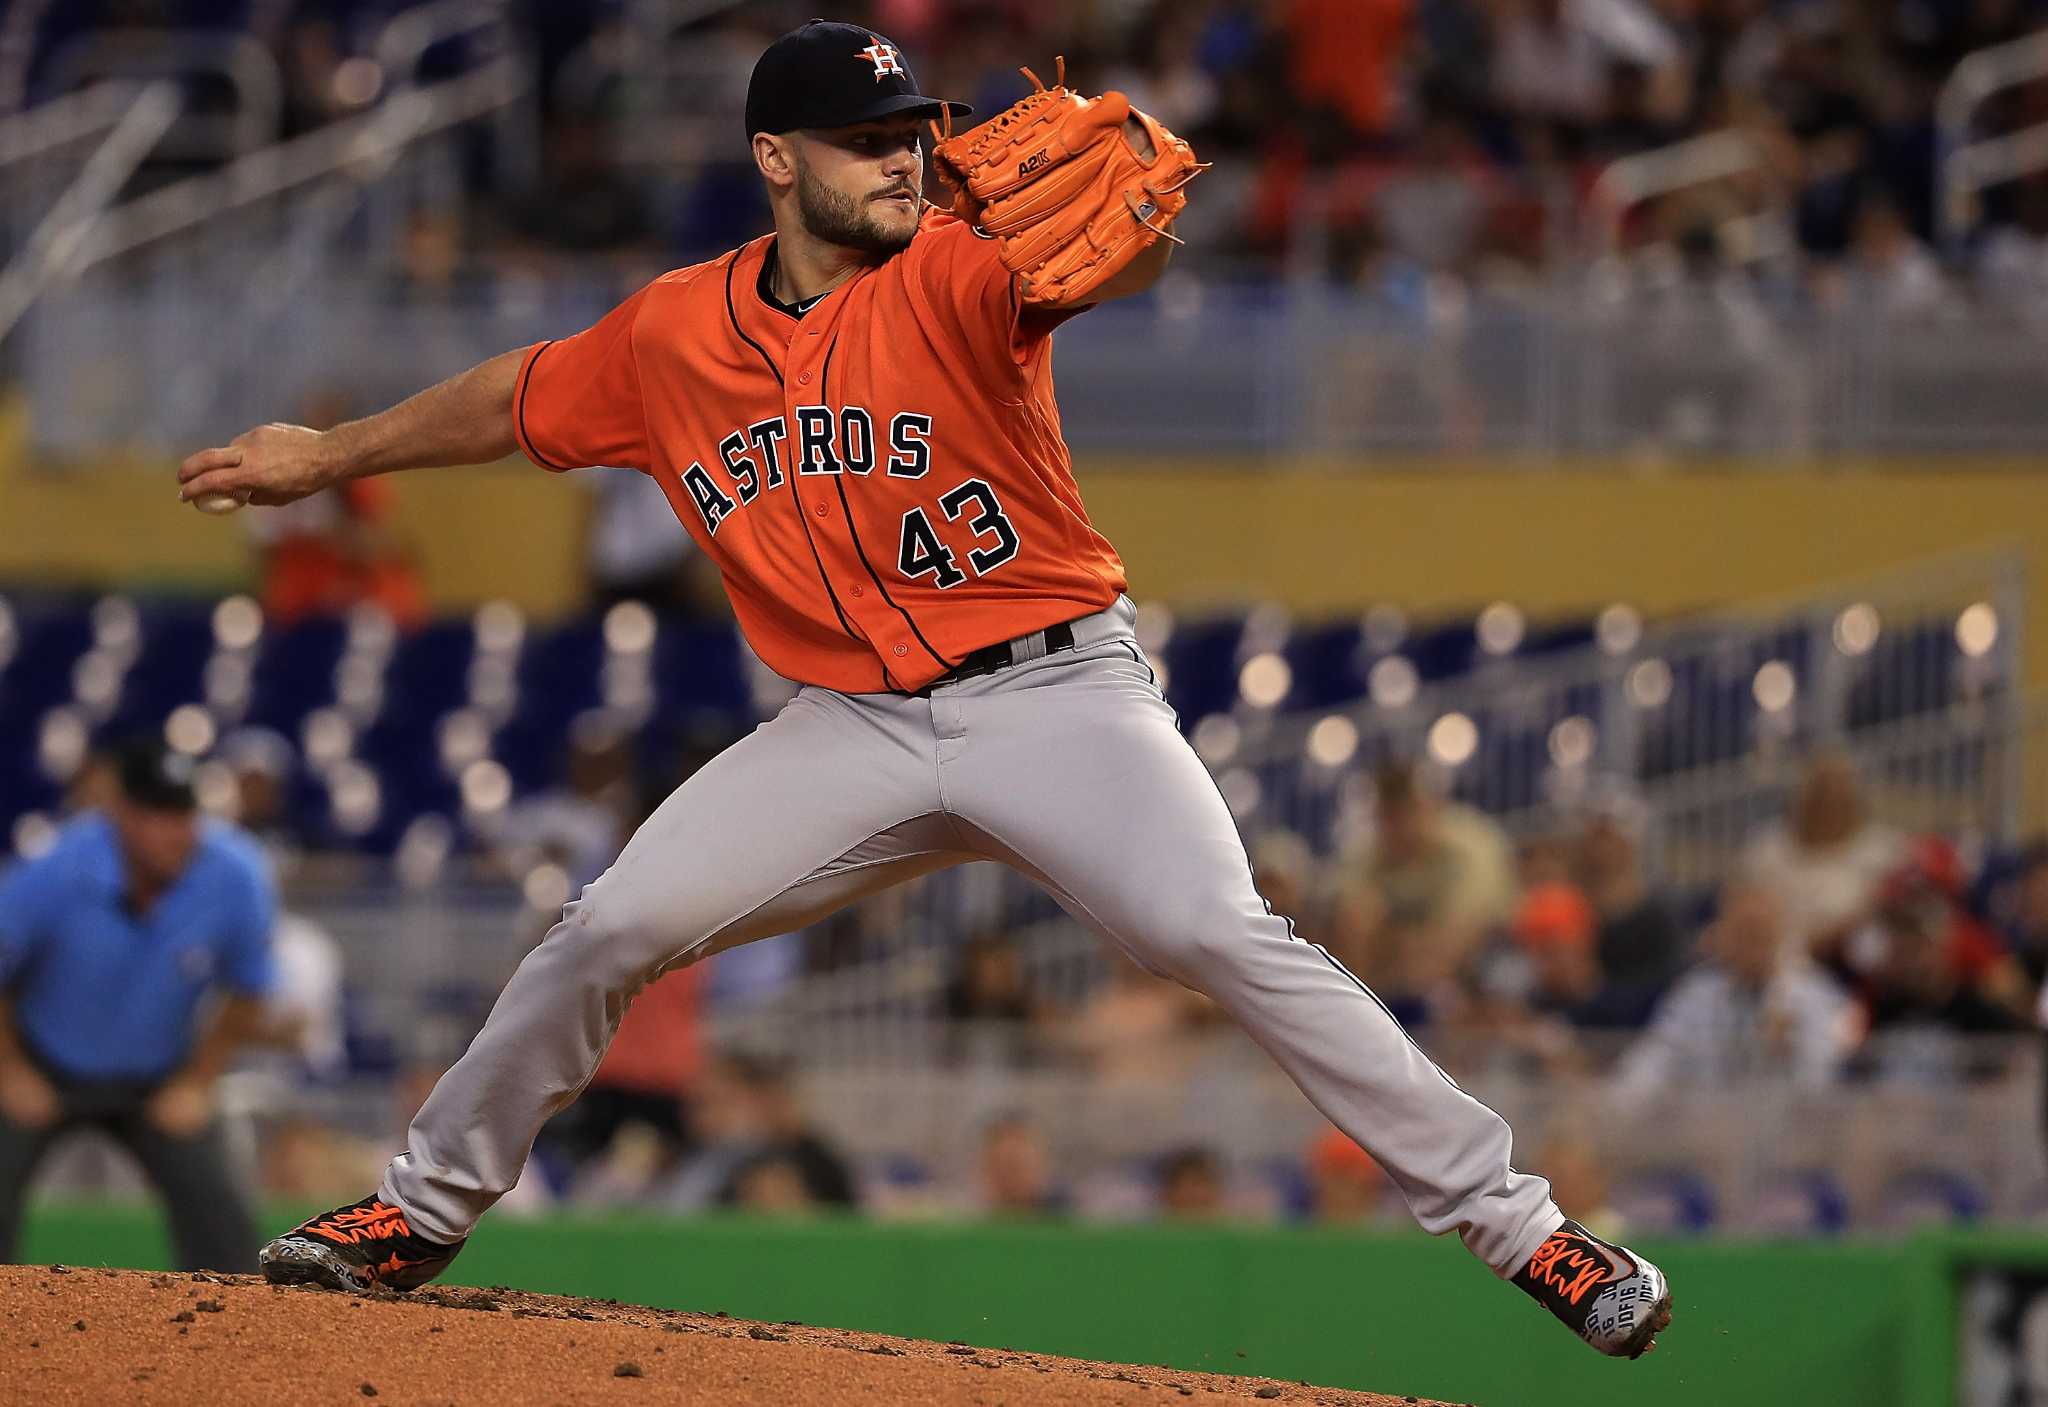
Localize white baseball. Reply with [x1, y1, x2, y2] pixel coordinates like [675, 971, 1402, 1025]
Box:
[191, 491, 247, 516]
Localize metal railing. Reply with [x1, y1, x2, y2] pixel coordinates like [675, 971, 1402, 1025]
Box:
[19, 277, 2048, 457]
[750, 553, 2026, 1057]
[0, 81, 183, 346]
[783, 1035, 2046, 1229]
[1584, 128, 1793, 270]
[1196, 549, 2031, 869]
[29, 555, 1997, 1226]
[0, 80, 140, 172]
[5, 17, 2048, 454]
[247, 552, 2037, 1083]
[36, 1030, 2043, 1231]
[38, 29, 283, 165]
[0, 82, 158, 288]
[73, 65, 522, 273]
[4, 6, 533, 443]
[1938, 31, 2048, 255]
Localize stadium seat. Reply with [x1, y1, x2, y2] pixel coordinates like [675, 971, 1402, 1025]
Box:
[1611, 1168, 1718, 1234]
[101, 598, 214, 738]
[1846, 621, 1955, 731]
[247, 617, 348, 734]
[1873, 1168, 1987, 1229]
[1282, 620, 1367, 710]
[1255, 1155, 1315, 1221]
[651, 622, 751, 714]
[1745, 1169, 1851, 1236]
[385, 618, 477, 724]
[1161, 611, 1249, 724]
[0, 596, 92, 735]
[1409, 620, 1481, 681]
[1523, 620, 1598, 657]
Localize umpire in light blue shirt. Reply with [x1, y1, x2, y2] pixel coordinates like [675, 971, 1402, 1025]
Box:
[0, 739, 278, 1271]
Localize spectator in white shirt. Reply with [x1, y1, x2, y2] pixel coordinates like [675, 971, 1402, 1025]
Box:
[1834, 198, 1961, 322]
[491, 710, 635, 896]
[1615, 882, 1860, 1100]
[1740, 751, 1904, 962]
[1980, 183, 2048, 331]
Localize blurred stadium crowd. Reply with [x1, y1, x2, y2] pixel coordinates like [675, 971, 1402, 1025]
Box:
[9, 0, 2048, 311]
[2, 572, 2040, 1238]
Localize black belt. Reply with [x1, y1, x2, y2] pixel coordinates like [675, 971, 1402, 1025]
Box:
[921, 620, 1076, 692]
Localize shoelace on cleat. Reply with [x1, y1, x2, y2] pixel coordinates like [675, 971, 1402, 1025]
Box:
[303, 1202, 416, 1246]
[1524, 1229, 1625, 1308]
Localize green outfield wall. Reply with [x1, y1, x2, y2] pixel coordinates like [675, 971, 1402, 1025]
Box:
[25, 1204, 2045, 1406]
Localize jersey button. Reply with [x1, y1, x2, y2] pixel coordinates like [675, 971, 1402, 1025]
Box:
[814, 502, 828, 518]
[851, 585, 865, 598]
[798, 371, 813, 385]
[893, 643, 909, 658]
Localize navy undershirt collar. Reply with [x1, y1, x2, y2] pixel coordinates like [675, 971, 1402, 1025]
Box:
[758, 243, 829, 319]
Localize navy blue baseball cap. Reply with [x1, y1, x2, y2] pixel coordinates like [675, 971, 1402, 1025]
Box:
[115, 737, 198, 812]
[745, 20, 970, 143]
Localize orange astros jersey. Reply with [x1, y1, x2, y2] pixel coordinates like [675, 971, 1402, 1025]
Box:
[512, 210, 1128, 693]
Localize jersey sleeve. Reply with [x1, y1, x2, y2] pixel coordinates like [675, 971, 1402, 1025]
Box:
[514, 282, 657, 473]
[0, 850, 64, 986]
[914, 218, 1090, 379]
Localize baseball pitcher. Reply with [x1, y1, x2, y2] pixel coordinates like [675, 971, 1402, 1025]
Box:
[180, 20, 1671, 1358]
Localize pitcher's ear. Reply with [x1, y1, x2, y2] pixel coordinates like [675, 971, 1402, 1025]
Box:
[752, 132, 795, 187]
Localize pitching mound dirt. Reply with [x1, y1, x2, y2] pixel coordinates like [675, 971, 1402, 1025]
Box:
[1, 1265, 1454, 1405]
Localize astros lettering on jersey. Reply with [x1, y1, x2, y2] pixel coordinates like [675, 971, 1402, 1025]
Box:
[512, 214, 1126, 694]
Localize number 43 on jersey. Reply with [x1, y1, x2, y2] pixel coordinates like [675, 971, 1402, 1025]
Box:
[898, 479, 1018, 589]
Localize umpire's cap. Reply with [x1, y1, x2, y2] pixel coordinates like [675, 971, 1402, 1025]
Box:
[745, 19, 970, 144]
[115, 737, 199, 812]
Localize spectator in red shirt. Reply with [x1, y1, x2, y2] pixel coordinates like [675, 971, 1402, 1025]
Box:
[1286, 0, 1414, 143]
[255, 475, 427, 630]
[1307, 1127, 1386, 1224]
[1843, 839, 2024, 1082]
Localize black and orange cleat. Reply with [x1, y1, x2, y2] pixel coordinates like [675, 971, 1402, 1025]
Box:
[1512, 1219, 1673, 1359]
[259, 1195, 465, 1294]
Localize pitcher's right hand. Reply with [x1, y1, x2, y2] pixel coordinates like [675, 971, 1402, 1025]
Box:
[178, 421, 347, 507]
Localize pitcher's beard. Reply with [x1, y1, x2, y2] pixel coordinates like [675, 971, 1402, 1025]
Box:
[796, 160, 918, 256]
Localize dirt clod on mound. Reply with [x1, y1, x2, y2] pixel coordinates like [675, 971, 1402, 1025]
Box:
[1, 1264, 1454, 1406]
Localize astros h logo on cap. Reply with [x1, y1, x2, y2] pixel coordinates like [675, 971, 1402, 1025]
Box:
[859, 38, 904, 80]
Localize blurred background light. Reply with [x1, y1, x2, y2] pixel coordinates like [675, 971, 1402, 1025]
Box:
[1191, 714, 1241, 766]
[1368, 656, 1418, 710]
[164, 703, 216, 756]
[211, 595, 263, 651]
[1547, 715, 1596, 769]
[603, 600, 657, 655]
[1427, 712, 1478, 767]
[461, 759, 513, 815]
[1833, 603, 1881, 656]
[474, 599, 525, 655]
[1306, 715, 1359, 769]
[1475, 602, 1524, 656]
[1957, 602, 1999, 658]
[1238, 652, 1292, 709]
[301, 708, 354, 769]
[1753, 660, 1798, 713]
[1596, 604, 1642, 656]
[1627, 659, 1673, 709]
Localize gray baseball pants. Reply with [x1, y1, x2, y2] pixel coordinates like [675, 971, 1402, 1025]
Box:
[383, 597, 1563, 1274]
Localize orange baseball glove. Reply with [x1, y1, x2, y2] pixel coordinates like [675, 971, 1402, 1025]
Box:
[930, 59, 1205, 307]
